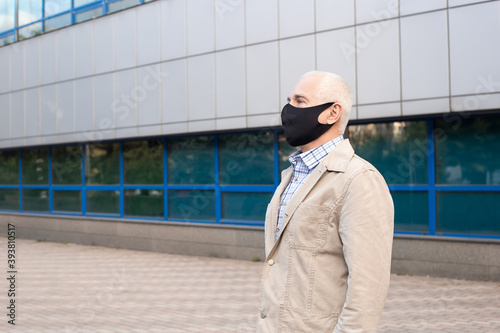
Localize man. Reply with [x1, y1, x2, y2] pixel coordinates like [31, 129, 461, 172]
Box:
[258, 71, 394, 332]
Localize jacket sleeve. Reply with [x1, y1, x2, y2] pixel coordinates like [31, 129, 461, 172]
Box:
[334, 169, 394, 333]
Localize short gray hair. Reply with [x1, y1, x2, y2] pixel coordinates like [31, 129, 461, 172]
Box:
[301, 71, 353, 134]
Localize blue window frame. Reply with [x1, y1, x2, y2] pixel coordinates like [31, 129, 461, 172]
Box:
[348, 113, 500, 240]
[0, 114, 499, 240]
[0, 0, 154, 46]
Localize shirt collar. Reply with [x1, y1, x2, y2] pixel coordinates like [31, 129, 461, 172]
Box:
[288, 135, 344, 171]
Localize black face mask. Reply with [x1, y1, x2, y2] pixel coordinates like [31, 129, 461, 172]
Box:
[281, 102, 335, 147]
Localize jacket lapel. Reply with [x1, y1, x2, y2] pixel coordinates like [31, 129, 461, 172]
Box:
[265, 139, 355, 259]
[266, 163, 327, 259]
[265, 167, 293, 254]
[275, 164, 326, 243]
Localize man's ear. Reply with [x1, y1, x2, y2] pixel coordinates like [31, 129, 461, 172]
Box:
[326, 103, 342, 125]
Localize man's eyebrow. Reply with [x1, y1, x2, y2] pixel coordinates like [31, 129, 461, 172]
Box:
[293, 94, 307, 100]
[287, 94, 307, 103]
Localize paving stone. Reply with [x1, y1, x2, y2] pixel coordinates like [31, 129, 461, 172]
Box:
[1, 237, 499, 332]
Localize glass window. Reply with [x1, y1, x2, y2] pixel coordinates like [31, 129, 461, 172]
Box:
[44, 0, 71, 17]
[278, 131, 298, 172]
[18, 22, 42, 40]
[18, 0, 43, 26]
[0, 34, 15, 46]
[0, 189, 19, 211]
[85, 143, 120, 185]
[74, 0, 98, 7]
[0, 150, 19, 185]
[124, 140, 163, 185]
[436, 192, 500, 236]
[167, 136, 214, 185]
[222, 192, 272, 222]
[75, 6, 103, 23]
[125, 189, 163, 217]
[44, 13, 71, 32]
[219, 131, 274, 185]
[22, 148, 49, 185]
[348, 121, 428, 185]
[0, 1, 16, 33]
[52, 145, 82, 185]
[23, 189, 49, 212]
[108, 0, 141, 13]
[391, 191, 428, 232]
[87, 190, 119, 215]
[53, 191, 81, 213]
[435, 114, 500, 185]
[168, 190, 215, 222]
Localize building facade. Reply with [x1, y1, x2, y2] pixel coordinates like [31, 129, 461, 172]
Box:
[0, 0, 499, 280]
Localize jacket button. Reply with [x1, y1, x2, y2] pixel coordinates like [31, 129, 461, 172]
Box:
[260, 312, 266, 319]
[268, 259, 274, 266]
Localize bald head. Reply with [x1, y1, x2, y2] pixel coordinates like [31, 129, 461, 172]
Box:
[299, 71, 353, 134]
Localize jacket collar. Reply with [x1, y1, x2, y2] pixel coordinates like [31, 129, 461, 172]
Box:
[322, 139, 355, 173]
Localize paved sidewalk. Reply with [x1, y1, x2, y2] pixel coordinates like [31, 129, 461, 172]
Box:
[1, 237, 499, 333]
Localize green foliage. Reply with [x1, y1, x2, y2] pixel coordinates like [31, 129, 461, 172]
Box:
[348, 121, 428, 185]
[167, 136, 214, 185]
[0, 151, 19, 185]
[23, 148, 49, 185]
[86, 143, 120, 185]
[52, 145, 82, 185]
[123, 140, 163, 184]
[219, 131, 274, 185]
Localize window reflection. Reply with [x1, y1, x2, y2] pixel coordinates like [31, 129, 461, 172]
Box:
[0, 189, 19, 211]
[85, 143, 120, 185]
[75, 7, 103, 23]
[437, 192, 500, 235]
[18, 0, 42, 26]
[22, 148, 49, 185]
[124, 139, 163, 185]
[23, 189, 49, 212]
[0, 35, 15, 46]
[168, 136, 214, 185]
[44, 13, 71, 32]
[52, 145, 82, 185]
[348, 121, 428, 185]
[435, 114, 500, 185]
[0, 1, 16, 33]
[74, 0, 97, 6]
[108, 0, 141, 14]
[0, 150, 19, 185]
[45, 0, 71, 17]
[53, 190, 81, 212]
[125, 189, 163, 217]
[168, 190, 215, 222]
[0, 0, 156, 46]
[222, 192, 272, 221]
[219, 131, 274, 185]
[278, 131, 298, 173]
[391, 191, 428, 232]
[18, 22, 42, 40]
[87, 190, 119, 214]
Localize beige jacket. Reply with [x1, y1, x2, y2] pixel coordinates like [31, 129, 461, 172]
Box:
[258, 139, 394, 333]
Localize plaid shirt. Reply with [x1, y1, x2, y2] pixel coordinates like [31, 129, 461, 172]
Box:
[276, 135, 344, 240]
